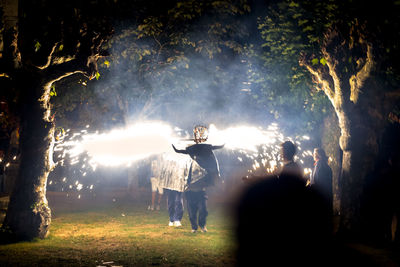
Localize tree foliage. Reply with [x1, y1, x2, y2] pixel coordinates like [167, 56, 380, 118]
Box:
[248, 0, 400, 136]
[51, 0, 253, 129]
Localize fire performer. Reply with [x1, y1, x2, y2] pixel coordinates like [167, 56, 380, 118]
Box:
[172, 125, 224, 233]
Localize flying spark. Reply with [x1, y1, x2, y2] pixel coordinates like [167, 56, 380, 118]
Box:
[52, 120, 314, 197]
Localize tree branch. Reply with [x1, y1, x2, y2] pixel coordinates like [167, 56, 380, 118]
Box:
[36, 42, 59, 70]
[320, 27, 353, 108]
[43, 57, 90, 83]
[349, 42, 374, 103]
[299, 55, 335, 103]
[40, 69, 87, 122]
[321, 46, 343, 105]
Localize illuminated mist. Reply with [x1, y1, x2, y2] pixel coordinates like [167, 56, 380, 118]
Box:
[49, 15, 317, 198]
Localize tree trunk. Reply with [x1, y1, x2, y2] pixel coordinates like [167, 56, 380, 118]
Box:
[299, 27, 394, 238]
[1, 0, 107, 241]
[321, 111, 341, 215]
[338, 116, 378, 235]
[3, 75, 54, 240]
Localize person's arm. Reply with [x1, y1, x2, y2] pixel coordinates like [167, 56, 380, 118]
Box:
[172, 144, 188, 154]
[211, 144, 225, 150]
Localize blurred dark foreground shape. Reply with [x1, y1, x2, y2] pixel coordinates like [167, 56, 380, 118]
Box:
[235, 173, 334, 266]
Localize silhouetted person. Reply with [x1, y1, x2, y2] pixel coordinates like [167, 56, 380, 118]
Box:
[310, 148, 333, 214]
[172, 125, 224, 233]
[279, 140, 303, 178]
[242, 140, 303, 184]
[235, 171, 333, 266]
[235, 142, 333, 266]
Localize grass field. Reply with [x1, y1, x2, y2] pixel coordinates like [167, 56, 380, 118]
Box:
[0, 190, 238, 267]
[1, 189, 400, 267]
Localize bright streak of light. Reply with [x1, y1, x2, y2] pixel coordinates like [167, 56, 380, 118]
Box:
[55, 121, 180, 166]
[52, 120, 315, 197]
[208, 124, 278, 152]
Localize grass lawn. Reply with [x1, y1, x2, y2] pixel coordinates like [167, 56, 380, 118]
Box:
[2, 189, 399, 267]
[0, 191, 238, 267]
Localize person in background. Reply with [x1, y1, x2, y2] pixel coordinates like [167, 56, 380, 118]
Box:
[310, 148, 333, 213]
[148, 155, 164, 211]
[241, 140, 303, 184]
[172, 125, 224, 233]
[159, 153, 190, 227]
[235, 143, 332, 266]
[279, 140, 303, 178]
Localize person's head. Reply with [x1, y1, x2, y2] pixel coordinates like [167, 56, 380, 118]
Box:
[193, 125, 208, 144]
[313, 148, 328, 162]
[281, 141, 296, 161]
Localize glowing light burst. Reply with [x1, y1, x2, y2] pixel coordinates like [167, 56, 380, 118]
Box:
[52, 120, 314, 199]
[208, 123, 282, 152]
[56, 121, 181, 167]
[207, 123, 312, 176]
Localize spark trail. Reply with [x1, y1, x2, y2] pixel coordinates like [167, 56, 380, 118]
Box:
[51, 120, 313, 197]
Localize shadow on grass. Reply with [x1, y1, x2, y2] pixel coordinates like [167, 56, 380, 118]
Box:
[0, 229, 41, 245]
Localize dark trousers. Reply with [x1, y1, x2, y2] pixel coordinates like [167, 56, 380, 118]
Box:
[166, 189, 183, 222]
[185, 190, 208, 230]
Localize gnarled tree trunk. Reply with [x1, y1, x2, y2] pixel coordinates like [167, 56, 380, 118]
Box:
[0, 0, 110, 240]
[1, 38, 106, 242]
[337, 102, 384, 235]
[3, 74, 55, 239]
